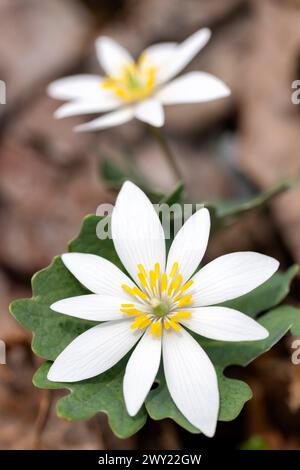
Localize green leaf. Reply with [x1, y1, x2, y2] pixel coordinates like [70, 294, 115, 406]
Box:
[146, 368, 252, 433]
[100, 158, 163, 203]
[101, 159, 128, 188]
[33, 361, 146, 438]
[208, 179, 293, 232]
[146, 305, 300, 431]
[10, 213, 300, 438]
[240, 434, 269, 450]
[160, 182, 185, 206]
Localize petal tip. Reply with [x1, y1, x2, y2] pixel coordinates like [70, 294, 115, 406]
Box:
[256, 325, 269, 340]
[47, 364, 60, 382]
[73, 124, 88, 133]
[118, 180, 142, 201]
[50, 301, 59, 312]
[221, 83, 231, 97]
[191, 27, 212, 49]
[201, 421, 217, 438]
[61, 253, 72, 264]
[47, 82, 57, 99]
[124, 398, 140, 417]
[54, 107, 65, 119]
[200, 27, 212, 40]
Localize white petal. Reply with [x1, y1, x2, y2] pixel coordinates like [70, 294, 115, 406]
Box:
[134, 99, 164, 127]
[51, 294, 140, 322]
[166, 208, 210, 283]
[55, 97, 121, 119]
[48, 320, 143, 382]
[156, 72, 230, 105]
[191, 252, 280, 306]
[61, 253, 135, 298]
[74, 107, 134, 132]
[157, 28, 211, 84]
[47, 75, 105, 100]
[96, 36, 133, 77]
[124, 328, 162, 416]
[112, 181, 166, 285]
[142, 42, 177, 71]
[181, 306, 269, 341]
[163, 327, 219, 437]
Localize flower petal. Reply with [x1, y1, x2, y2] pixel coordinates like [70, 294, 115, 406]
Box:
[191, 252, 280, 306]
[61, 253, 135, 297]
[157, 28, 211, 84]
[163, 327, 219, 437]
[142, 42, 177, 71]
[51, 294, 140, 322]
[123, 328, 162, 416]
[166, 208, 210, 283]
[156, 72, 230, 105]
[48, 320, 143, 382]
[112, 181, 166, 285]
[74, 107, 135, 132]
[48, 75, 105, 100]
[181, 306, 269, 341]
[55, 97, 122, 119]
[134, 99, 164, 127]
[96, 36, 133, 77]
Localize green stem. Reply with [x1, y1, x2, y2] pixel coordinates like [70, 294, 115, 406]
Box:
[147, 125, 183, 182]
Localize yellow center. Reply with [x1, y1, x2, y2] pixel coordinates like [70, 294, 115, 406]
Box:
[120, 262, 193, 338]
[101, 53, 156, 103]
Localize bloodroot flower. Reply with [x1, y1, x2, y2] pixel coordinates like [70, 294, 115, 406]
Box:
[48, 29, 230, 131]
[48, 182, 278, 437]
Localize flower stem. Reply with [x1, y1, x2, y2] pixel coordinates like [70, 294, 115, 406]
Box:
[147, 125, 183, 182]
[32, 389, 52, 448]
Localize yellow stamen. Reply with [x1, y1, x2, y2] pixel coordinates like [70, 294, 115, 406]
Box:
[161, 273, 168, 292]
[173, 280, 193, 301]
[121, 308, 143, 316]
[168, 274, 183, 295]
[167, 319, 181, 331]
[101, 56, 156, 103]
[122, 284, 147, 300]
[131, 314, 151, 330]
[177, 294, 193, 308]
[138, 272, 148, 289]
[121, 261, 194, 336]
[150, 270, 157, 288]
[122, 284, 135, 296]
[138, 264, 147, 278]
[179, 279, 193, 293]
[133, 287, 148, 300]
[170, 262, 179, 278]
[154, 262, 160, 279]
[146, 67, 156, 90]
[172, 311, 192, 321]
[150, 320, 162, 337]
[138, 51, 148, 67]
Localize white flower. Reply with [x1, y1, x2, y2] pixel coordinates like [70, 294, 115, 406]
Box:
[48, 182, 278, 437]
[47, 29, 230, 131]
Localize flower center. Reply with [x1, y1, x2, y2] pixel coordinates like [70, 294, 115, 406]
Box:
[151, 298, 169, 317]
[101, 53, 156, 103]
[120, 262, 194, 338]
